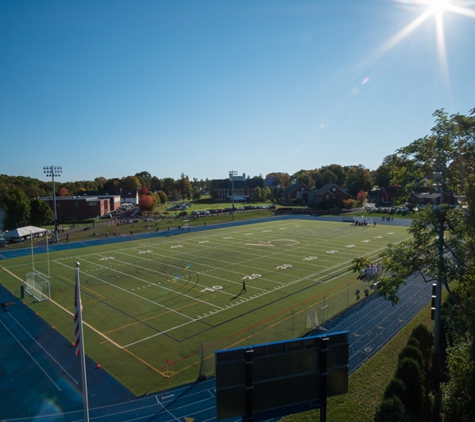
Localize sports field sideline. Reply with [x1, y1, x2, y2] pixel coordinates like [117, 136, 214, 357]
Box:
[0, 216, 411, 397]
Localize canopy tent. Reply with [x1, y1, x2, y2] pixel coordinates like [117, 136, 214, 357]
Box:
[3, 226, 47, 239]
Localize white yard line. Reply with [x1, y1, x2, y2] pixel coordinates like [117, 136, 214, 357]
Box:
[56, 258, 197, 320]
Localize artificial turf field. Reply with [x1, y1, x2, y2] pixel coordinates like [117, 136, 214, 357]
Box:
[0, 218, 410, 396]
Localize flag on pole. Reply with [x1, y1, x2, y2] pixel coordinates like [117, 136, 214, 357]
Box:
[74, 273, 83, 355]
[74, 263, 90, 422]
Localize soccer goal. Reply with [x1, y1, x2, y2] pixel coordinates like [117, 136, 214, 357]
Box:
[306, 306, 319, 330]
[24, 272, 50, 302]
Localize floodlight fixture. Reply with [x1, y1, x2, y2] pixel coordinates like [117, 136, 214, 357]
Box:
[44, 165, 62, 243]
[229, 170, 238, 221]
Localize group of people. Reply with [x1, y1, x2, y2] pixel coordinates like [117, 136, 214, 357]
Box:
[357, 263, 383, 280]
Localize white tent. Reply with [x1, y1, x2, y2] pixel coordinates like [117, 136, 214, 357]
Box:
[3, 226, 47, 239]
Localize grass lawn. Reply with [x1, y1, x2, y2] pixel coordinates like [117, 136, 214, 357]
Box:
[0, 218, 411, 397]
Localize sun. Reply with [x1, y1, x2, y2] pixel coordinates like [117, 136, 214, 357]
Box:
[361, 0, 475, 96]
[424, 0, 450, 14]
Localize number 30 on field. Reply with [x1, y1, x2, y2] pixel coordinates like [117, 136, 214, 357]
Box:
[201, 286, 222, 293]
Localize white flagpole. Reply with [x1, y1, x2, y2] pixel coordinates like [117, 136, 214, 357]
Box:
[75, 262, 90, 422]
[30, 230, 34, 272]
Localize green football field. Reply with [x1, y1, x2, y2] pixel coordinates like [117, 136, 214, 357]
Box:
[0, 219, 410, 395]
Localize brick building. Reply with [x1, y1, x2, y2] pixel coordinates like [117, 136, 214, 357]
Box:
[40, 195, 121, 222]
[211, 174, 265, 202]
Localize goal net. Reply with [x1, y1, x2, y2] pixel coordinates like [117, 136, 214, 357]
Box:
[24, 272, 50, 302]
[306, 306, 319, 330]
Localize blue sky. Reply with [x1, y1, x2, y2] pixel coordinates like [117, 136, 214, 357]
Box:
[1, 0, 474, 183]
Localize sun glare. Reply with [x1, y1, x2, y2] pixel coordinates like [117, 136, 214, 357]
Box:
[425, 0, 449, 14]
[363, 0, 475, 97]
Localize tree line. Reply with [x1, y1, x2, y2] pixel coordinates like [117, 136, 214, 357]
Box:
[0, 161, 395, 231]
[350, 108, 475, 421]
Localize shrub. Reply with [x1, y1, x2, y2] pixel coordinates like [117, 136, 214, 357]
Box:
[374, 396, 406, 422]
[395, 357, 425, 420]
[398, 345, 425, 374]
[383, 377, 406, 402]
[409, 324, 434, 365]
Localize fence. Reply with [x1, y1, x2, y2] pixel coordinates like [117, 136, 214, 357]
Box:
[198, 276, 378, 379]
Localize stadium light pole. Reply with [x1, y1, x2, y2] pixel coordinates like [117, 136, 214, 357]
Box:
[229, 170, 237, 221]
[44, 166, 62, 243]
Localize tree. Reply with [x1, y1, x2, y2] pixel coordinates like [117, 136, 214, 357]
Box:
[383, 378, 406, 402]
[157, 190, 168, 204]
[356, 190, 367, 205]
[22, 184, 47, 199]
[1, 187, 31, 229]
[138, 186, 149, 197]
[30, 199, 53, 226]
[161, 178, 176, 194]
[296, 171, 316, 189]
[59, 187, 68, 196]
[395, 358, 426, 420]
[263, 186, 272, 201]
[135, 171, 152, 188]
[150, 176, 163, 192]
[345, 165, 373, 196]
[94, 176, 107, 189]
[409, 324, 434, 370]
[120, 176, 142, 192]
[442, 336, 475, 422]
[325, 164, 347, 186]
[268, 172, 292, 190]
[253, 187, 262, 202]
[138, 195, 154, 211]
[176, 175, 192, 200]
[374, 396, 406, 422]
[342, 198, 358, 209]
[192, 186, 201, 201]
[103, 178, 121, 194]
[365, 108, 475, 420]
[372, 154, 403, 188]
[319, 169, 337, 187]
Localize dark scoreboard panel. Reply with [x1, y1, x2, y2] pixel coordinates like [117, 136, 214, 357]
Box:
[216, 332, 348, 420]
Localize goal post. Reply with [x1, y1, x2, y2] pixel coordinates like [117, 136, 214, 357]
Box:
[24, 272, 50, 302]
[306, 306, 319, 330]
